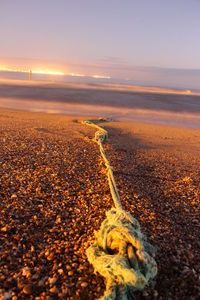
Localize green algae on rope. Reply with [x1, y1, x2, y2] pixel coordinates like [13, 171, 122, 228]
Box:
[82, 119, 157, 300]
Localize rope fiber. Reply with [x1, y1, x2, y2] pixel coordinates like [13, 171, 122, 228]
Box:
[82, 118, 157, 300]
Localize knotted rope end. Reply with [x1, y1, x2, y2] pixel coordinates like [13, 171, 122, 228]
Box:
[86, 208, 157, 300]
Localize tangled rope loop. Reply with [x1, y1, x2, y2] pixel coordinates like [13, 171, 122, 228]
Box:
[87, 208, 157, 300]
[82, 119, 157, 299]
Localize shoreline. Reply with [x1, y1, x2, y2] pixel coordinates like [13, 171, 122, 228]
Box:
[0, 79, 200, 130]
[1, 77, 200, 96]
[1, 98, 200, 130]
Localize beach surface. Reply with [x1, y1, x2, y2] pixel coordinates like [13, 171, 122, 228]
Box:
[0, 79, 200, 129]
[0, 107, 199, 299]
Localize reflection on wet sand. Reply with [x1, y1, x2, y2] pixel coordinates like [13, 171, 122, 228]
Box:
[0, 80, 200, 129]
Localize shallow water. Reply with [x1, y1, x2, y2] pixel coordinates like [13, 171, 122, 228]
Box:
[1, 97, 200, 129]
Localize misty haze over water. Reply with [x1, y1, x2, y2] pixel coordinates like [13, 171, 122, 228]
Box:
[1, 69, 200, 91]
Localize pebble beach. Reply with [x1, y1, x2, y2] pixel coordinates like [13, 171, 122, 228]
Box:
[0, 107, 200, 299]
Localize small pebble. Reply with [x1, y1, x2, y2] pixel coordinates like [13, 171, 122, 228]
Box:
[49, 277, 57, 286]
[68, 271, 74, 276]
[22, 284, 32, 295]
[50, 286, 58, 294]
[81, 282, 88, 288]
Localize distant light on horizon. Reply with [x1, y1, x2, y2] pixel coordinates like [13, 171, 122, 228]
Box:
[32, 70, 65, 76]
[0, 65, 111, 80]
[69, 73, 86, 77]
[92, 74, 111, 79]
[0, 66, 65, 76]
[68, 73, 111, 79]
[0, 66, 14, 72]
[185, 89, 191, 95]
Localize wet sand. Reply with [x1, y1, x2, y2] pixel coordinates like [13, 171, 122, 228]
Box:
[0, 80, 200, 129]
[0, 108, 200, 299]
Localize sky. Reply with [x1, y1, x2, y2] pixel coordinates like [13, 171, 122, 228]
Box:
[0, 0, 200, 88]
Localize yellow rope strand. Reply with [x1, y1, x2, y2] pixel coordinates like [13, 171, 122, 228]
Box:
[82, 119, 122, 209]
[82, 118, 157, 300]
